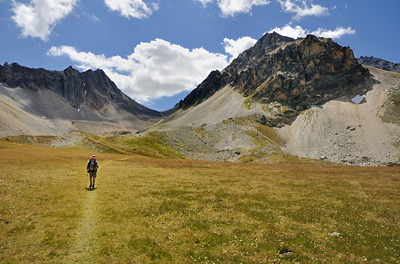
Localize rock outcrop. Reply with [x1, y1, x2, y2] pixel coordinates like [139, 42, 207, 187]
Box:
[177, 32, 371, 117]
[177, 70, 229, 110]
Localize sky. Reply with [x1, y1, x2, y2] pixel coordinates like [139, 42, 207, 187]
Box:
[0, 0, 399, 111]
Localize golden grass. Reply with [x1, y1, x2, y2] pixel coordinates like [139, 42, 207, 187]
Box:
[1, 142, 400, 263]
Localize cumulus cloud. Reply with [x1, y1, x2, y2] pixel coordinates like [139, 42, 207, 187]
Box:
[223, 36, 257, 61]
[270, 24, 356, 39]
[48, 39, 229, 103]
[218, 0, 270, 16]
[277, 0, 328, 20]
[312, 27, 356, 39]
[11, 0, 77, 41]
[104, 0, 159, 19]
[195, 0, 270, 17]
[269, 24, 307, 39]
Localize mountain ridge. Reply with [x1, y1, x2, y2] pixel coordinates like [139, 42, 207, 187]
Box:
[0, 62, 160, 117]
[357, 56, 400, 73]
[0, 62, 162, 135]
[177, 33, 371, 119]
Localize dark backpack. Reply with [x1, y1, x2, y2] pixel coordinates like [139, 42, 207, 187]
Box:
[88, 160, 97, 172]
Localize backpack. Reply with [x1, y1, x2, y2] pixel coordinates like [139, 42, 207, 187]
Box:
[88, 160, 97, 172]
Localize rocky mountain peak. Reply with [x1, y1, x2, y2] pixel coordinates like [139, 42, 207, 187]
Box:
[177, 32, 371, 120]
[253, 31, 295, 52]
[0, 62, 161, 119]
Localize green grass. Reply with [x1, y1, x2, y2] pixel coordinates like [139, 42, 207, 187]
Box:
[2, 132, 185, 160]
[1, 142, 400, 263]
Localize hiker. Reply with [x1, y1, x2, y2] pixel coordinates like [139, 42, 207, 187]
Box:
[87, 155, 99, 189]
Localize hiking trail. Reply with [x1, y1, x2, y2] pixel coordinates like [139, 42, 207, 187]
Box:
[63, 160, 112, 263]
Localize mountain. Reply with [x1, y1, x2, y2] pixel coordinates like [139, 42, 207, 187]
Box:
[1, 33, 400, 166]
[0, 62, 162, 136]
[155, 33, 400, 166]
[357, 56, 400, 73]
[178, 33, 370, 117]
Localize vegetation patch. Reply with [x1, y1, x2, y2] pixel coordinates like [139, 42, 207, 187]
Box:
[1, 135, 56, 146]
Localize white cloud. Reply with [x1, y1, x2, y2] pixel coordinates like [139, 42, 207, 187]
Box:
[11, 0, 77, 41]
[270, 24, 356, 39]
[89, 14, 100, 22]
[48, 39, 229, 104]
[312, 27, 356, 39]
[277, 0, 328, 20]
[196, 0, 213, 7]
[223, 36, 257, 61]
[104, 0, 158, 19]
[269, 24, 307, 39]
[195, 0, 270, 17]
[218, 0, 270, 17]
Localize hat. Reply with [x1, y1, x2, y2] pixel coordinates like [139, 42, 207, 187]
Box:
[91, 155, 96, 159]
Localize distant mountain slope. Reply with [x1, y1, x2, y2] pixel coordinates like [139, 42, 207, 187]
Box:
[0, 62, 162, 136]
[357, 56, 400, 73]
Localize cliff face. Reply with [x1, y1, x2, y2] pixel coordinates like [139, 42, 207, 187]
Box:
[177, 32, 370, 113]
[0, 62, 163, 135]
[177, 70, 230, 110]
[0, 62, 160, 118]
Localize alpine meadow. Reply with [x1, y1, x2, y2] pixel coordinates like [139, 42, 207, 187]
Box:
[1, 140, 399, 263]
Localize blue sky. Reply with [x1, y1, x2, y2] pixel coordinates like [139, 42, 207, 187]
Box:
[0, 0, 399, 111]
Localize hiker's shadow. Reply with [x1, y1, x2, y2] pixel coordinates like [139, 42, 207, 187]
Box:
[85, 187, 97, 191]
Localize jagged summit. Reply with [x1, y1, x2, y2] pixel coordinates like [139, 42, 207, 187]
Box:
[0, 62, 158, 116]
[177, 32, 370, 114]
[0, 62, 162, 135]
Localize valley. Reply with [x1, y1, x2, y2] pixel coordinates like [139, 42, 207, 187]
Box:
[1, 31, 400, 263]
[0, 0, 399, 262]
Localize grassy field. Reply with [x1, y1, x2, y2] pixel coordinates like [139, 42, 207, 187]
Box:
[1, 142, 400, 263]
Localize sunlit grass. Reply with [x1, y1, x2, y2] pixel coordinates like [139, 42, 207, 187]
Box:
[1, 142, 400, 263]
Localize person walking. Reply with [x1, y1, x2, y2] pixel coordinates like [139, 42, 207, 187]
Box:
[87, 155, 99, 189]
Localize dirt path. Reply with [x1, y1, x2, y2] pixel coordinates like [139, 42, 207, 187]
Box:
[62, 160, 112, 263]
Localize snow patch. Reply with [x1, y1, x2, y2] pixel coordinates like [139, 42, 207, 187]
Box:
[351, 95, 365, 104]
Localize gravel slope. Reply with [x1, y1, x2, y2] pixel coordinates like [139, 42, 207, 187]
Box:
[279, 67, 400, 165]
[0, 83, 159, 136]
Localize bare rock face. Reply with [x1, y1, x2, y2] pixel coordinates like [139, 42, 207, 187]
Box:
[177, 32, 371, 119]
[357, 56, 400, 73]
[0, 62, 161, 119]
[177, 70, 230, 110]
[228, 34, 370, 110]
